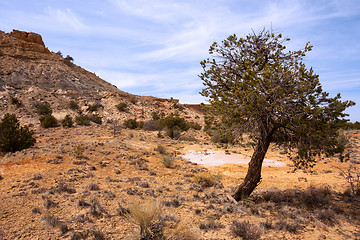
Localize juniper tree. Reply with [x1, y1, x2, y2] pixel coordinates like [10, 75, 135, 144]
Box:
[200, 29, 355, 200]
[0, 113, 36, 153]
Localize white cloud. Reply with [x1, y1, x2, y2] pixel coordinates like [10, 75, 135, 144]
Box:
[44, 7, 89, 31]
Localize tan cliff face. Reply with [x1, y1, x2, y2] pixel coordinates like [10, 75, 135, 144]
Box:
[0, 30, 203, 125]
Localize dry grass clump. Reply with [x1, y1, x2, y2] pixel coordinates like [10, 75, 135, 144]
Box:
[155, 145, 167, 154]
[231, 220, 263, 240]
[127, 199, 164, 239]
[339, 166, 360, 198]
[193, 172, 222, 188]
[255, 185, 332, 208]
[162, 155, 175, 168]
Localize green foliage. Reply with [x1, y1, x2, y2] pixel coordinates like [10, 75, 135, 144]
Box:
[200, 29, 355, 169]
[10, 97, 21, 106]
[65, 55, 74, 62]
[116, 102, 128, 112]
[344, 121, 360, 130]
[87, 104, 100, 112]
[159, 114, 190, 139]
[36, 102, 52, 116]
[74, 144, 85, 159]
[61, 115, 73, 128]
[124, 118, 138, 129]
[40, 115, 58, 128]
[89, 114, 102, 124]
[56, 51, 63, 57]
[75, 115, 91, 126]
[172, 103, 184, 111]
[151, 111, 161, 121]
[0, 113, 36, 153]
[69, 100, 79, 110]
[188, 122, 202, 130]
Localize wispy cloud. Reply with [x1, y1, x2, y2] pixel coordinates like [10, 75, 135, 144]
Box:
[44, 7, 89, 31]
[1, 0, 359, 120]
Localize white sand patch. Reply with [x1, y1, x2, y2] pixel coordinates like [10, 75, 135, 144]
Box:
[182, 150, 286, 167]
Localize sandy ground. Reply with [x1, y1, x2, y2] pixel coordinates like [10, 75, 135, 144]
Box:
[0, 126, 359, 239]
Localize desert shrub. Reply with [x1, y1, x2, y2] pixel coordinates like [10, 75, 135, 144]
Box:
[75, 115, 91, 126]
[87, 103, 100, 112]
[300, 186, 332, 208]
[165, 128, 181, 139]
[339, 166, 360, 198]
[128, 95, 137, 104]
[231, 220, 263, 240]
[172, 103, 184, 111]
[193, 172, 222, 188]
[155, 145, 167, 154]
[116, 102, 128, 112]
[127, 199, 165, 240]
[162, 155, 175, 168]
[124, 118, 139, 129]
[35, 102, 52, 115]
[151, 111, 161, 121]
[43, 214, 60, 227]
[10, 97, 21, 106]
[143, 120, 161, 131]
[90, 196, 106, 217]
[65, 55, 74, 62]
[179, 136, 198, 142]
[62, 115, 73, 128]
[188, 122, 202, 130]
[256, 186, 332, 208]
[74, 144, 85, 159]
[200, 219, 224, 231]
[0, 113, 36, 153]
[316, 209, 337, 226]
[40, 114, 58, 128]
[69, 100, 79, 110]
[159, 114, 190, 139]
[89, 114, 102, 124]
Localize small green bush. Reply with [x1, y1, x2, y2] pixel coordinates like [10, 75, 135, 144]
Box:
[40, 115, 58, 128]
[69, 100, 79, 110]
[62, 115, 73, 128]
[87, 104, 100, 112]
[151, 111, 160, 121]
[10, 97, 21, 106]
[89, 114, 102, 124]
[159, 114, 190, 139]
[124, 118, 138, 129]
[116, 102, 128, 112]
[36, 102, 52, 115]
[0, 113, 36, 153]
[75, 115, 91, 126]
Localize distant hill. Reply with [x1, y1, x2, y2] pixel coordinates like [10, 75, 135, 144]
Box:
[0, 30, 202, 125]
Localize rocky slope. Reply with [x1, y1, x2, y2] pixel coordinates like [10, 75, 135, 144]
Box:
[0, 30, 202, 125]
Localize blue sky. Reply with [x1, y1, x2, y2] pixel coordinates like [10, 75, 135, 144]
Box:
[1, 0, 360, 121]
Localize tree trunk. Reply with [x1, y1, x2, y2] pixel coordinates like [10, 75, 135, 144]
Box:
[232, 130, 273, 201]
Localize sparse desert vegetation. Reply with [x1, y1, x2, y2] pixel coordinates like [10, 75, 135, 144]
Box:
[0, 29, 359, 240]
